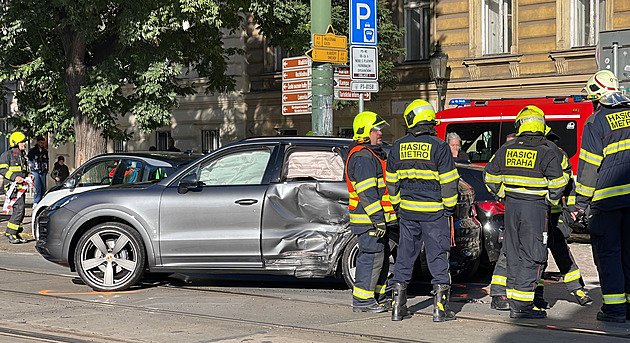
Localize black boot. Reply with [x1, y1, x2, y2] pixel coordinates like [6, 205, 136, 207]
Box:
[433, 284, 456, 322]
[391, 283, 412, 321]
[534, 285, 548, 309]
[6, 233, 22, 244]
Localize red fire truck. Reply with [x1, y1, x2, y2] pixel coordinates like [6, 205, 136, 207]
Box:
[435, 95, 594, 174]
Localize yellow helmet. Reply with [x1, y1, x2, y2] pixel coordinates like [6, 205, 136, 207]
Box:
[9, 132, 26, 146]
[352, 111, 388, 143]
[515, 106, 545, 136]
[583, 70, 620, 101]
[403, 99, 437, 128]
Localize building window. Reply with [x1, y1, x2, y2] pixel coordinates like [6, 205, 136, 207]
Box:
[404, 1, 431, 61]
[482, 0, 512, 55]
[571, 0, 605, 47]
[156, 131, 171, 151]
[264, 43, 290, 72]
[202, 129, 220, 154]
[114, 140, 127, 153]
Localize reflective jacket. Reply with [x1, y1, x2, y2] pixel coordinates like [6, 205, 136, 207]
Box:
[0, 147, 29, 190]
[575, 103, 630, 211]
[345, 143, 397, 233]
[385, 131, 459, 222]
[484, 135, 567, 205]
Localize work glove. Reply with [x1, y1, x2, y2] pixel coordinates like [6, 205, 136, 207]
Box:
[374, 222, 387, 238]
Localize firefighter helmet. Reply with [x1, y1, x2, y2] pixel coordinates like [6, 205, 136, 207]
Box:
[403, 99, 438, 128]
[9, 132, 26, 146]
[352, 111, 389, 143]
[582, 70, 620, 101]
[515, 106, 545, 135]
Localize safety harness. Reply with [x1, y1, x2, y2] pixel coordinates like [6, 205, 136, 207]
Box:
[345, 145, 396, 214]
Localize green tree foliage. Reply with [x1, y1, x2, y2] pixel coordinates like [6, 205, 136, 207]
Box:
[0, 0, 248, 164]
[252, 0, 404, 91]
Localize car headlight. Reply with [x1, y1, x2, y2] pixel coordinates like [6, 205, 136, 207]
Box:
[49, 195, 78, 211]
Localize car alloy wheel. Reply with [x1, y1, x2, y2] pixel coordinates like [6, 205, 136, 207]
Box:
[74, 223, 146, 292]
[341, 233, 398, 289]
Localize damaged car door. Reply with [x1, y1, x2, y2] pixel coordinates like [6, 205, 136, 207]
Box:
[158, 146, 277, 268]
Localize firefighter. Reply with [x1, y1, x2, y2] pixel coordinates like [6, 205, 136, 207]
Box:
[484, 106, 567, 319]
[1, 132, 32, 244]
[345, 111, 397, 313]
[575, 70, 630, 323]
[386, 100, 459, 322]
[489, 126, 591, 311]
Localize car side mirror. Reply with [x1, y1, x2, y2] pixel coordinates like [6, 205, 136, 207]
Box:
[178, 174, 199, 194]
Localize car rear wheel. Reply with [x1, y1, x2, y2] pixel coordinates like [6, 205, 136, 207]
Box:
[341, 233, 398, 289]
[74, 222, 146, 292]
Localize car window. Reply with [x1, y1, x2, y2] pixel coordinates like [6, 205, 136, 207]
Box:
[198, 149, 271, 186]
[446, 122, 501, 163]
[283, 149, 344, 181]
[547, 120, 578, 159]
[77, 159, 119, 186]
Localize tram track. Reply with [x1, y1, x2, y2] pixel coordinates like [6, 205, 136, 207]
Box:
[1, 267, 629, 341]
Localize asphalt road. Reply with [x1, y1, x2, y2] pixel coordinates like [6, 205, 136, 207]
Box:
[1, 197, 629, 343]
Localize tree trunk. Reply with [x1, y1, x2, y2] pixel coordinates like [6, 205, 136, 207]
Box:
[61, 27, 107, 169]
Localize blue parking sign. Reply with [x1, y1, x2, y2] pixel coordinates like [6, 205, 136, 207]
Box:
[350, 0, 377, 46]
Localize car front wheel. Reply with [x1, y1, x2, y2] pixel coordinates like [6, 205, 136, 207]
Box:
[74, 222, 146, 292]
[341, 233, 398, 289]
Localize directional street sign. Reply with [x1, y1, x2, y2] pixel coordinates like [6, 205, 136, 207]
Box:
[335, 78, 351, 88]
[282, 79, 311, 92]
[282, 91, 312, 103]
[336, 89, 371, 101]
[282, 103, 312, 115]
[334, 65, 350, 77]
[350, 46, 378, 80]
[282, 56, 311, 70]
[351, 81, 379, 92]
[306, 48, 348, 64]
[313, 25, 348, 49]
[283, 67, 311, 81]
[350, 0, 377, 46]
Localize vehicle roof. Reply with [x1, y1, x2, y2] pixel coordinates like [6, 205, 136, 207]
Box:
[235, 136, 354, 146]
[438, 95, 593, 122]
[88, 151, 202, 165]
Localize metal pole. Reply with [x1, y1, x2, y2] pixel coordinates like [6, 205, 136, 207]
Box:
[436, 81, 443, 112]
[311, 0, 333, 136]
[358, 93, 364, 113]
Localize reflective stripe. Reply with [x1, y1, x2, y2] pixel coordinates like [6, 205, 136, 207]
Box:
[364, 200, 383, 215]
[563, 269, 581, 283]
[6, 222, 19, 230]
[537, 282, 544, 287]
[439, 169, 459, 184]
[377, 178, 386, 189]
[603, 139, 630, 157]
[603, 293, 626, 305]
[503, 175, 548, 187]
[389, 192, 400, 204]
[575, 182, 595, 197]
[355, 178, 377, 193]
[349, 213, 372, 224]
[566, 195, 576, 206]
[384, 212, 398, 222]
[548, 175, 568, 188]
[0, 163, 8, 169]
[626, 294, 630, 303]
[485, 172, 503, 184]
[386, 171, 398, 183]
[551, 205, 563, 213]
[442, 194, 458, 208]
[593, 183, 630, 202]
[400, 199, 443, 212]
[579, 148, 603, 167]
[504, 187, 548, 196]
[375, 284, 386, 294]
[561, 155, 569, 170]
[397, 168, 439, 181]
[506, 288, 513, 299]
[353, 286, 375, 299]
[546, 194, 560, 207]
[491, 275, 507, 286]
[512, 289, 535, 301]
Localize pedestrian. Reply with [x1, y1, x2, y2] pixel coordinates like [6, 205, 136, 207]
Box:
[167, 138, 181, 152]
[447, 132, 470, 163]
[345, 111, 397, 313]
[27, 136, 49, 206]
[484, 105, 567, 319]
[574, 70, 630, 323]
[51, 156, 70, 186]
[489, 125, 591, 312]
[386, 99, 460, 322]
[1, 132, 33, 244]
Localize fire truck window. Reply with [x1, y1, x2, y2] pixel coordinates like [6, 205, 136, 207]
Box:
[446, 123, 500, 163]
[546, 120, 578, 159]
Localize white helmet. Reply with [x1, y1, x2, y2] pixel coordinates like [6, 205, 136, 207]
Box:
[583, 70, 620, 101]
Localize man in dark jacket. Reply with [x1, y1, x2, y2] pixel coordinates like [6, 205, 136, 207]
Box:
[386, 99, 459, 322]
[27, 136, 48, 206]
[51, 155, 70, 185]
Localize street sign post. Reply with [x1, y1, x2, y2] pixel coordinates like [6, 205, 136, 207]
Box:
[350, 81, 379, 92]
[350, 0, 377, 46]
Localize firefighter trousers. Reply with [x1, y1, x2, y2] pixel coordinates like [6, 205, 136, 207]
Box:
[5, 196, 25, 235]
[490, 211, 583, 297]
[504, 197, 548, 311]
[353, 229, 390, 307]
[390, 216, 450, 286]
[589, 207, 630, 317]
